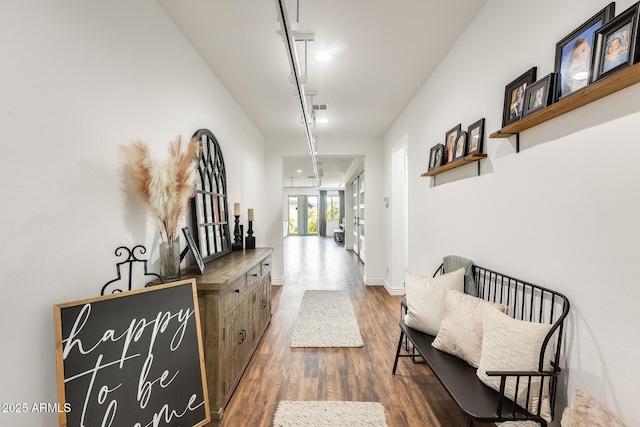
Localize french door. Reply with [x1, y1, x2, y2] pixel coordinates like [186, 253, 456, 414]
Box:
[288, 195, 318, 236]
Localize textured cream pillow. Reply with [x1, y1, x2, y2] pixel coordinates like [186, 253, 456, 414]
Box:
[404, 269, 464, 335]
[561, 388, 627, 427]
[477, 306, 553, 422]
[432, 289, 508, 368]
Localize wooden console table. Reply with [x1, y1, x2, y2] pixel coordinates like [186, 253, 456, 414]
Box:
[180, 248, 273, 425]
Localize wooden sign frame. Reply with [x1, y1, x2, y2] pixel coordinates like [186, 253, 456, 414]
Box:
[53, 279, 210, 427]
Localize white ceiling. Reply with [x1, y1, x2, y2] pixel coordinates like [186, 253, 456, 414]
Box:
[158, 0, 487, 187]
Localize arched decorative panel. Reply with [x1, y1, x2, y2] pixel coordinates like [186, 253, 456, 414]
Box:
[191, 129, 232, 262]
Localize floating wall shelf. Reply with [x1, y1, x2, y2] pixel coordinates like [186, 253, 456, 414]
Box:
[490, 62, 640, 138]
[421, 153, 487, 178]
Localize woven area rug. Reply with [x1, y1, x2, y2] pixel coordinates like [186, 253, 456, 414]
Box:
[273, 401, 388, 426]
[290, 290, 364, 348]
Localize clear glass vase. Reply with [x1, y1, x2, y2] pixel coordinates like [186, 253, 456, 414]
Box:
[159, 238, 180, 281]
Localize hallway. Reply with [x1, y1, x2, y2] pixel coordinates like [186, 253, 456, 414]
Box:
[220, 237, 483, 427]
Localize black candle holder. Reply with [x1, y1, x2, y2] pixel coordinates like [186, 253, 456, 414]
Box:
[246, 220, 255, 249]
[232, 215, 243, 251]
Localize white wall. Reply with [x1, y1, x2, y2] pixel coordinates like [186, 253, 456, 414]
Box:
[0, 1, 265, 424]
[383, 0, 640, 424]
[265, 136, 383, 285]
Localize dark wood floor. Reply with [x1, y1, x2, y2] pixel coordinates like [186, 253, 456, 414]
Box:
[221, 236, 492, 427]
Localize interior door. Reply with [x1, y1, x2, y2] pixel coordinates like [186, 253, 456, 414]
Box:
[352, 173, 365, 263]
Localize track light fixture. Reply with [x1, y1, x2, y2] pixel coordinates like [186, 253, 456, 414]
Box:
[275, 0, 317, 178]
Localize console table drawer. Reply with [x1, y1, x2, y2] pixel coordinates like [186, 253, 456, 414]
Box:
[223, 276, 246, 311]
[246, 264, 261, 289]
[261, 256, 272, 276]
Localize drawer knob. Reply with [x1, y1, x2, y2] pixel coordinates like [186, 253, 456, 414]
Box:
[235, 288, 240, 293]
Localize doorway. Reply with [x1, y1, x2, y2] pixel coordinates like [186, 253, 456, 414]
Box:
[288, 195, 318, 236]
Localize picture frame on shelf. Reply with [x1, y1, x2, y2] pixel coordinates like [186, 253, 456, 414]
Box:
[591, 3, 640, 83]
[429, 144, 444, 170]
[453, 131, 467, 161]
[502, 67, 537, 127]
[466, 118, 485, 156]
[182, 226, 205, 274]
[523, 73, 557, 117]
[444, 124, 461, 164]
[554, 3, 615, 100]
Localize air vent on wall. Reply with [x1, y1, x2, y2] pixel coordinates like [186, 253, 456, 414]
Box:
[312, 104, 329, 111]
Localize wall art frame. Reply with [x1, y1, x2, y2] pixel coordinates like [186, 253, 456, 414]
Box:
[592, 2, 640, 83]
[429, 144, 444, 170]
[444, 124, 461, 164]
[523, 73, 557, 117]
[453, 131, 467, 161]
[502, 67, 537, 127]
[466, 118, 485, 156]
[554, 3, 615, 100]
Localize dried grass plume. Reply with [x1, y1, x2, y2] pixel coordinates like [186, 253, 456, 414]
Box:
[121, 136, 199, 242]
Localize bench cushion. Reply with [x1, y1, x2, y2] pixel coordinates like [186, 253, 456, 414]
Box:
[432, 289, 508, 368]
[478, 307, 553, 421]
[404, 269, 464, 335]
[400, 320, 530, 421]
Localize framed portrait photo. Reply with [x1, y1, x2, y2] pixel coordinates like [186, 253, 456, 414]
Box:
[554, 3, 615, 100]
[444, 124, 461, 164]
[453, 131, 467, 161]
[429, 144, 444, 170]
[591, 3, 640, 83]
[523, 73, 557, 117]
[502, 67, 537, 127]
[466, 118, 485, 156]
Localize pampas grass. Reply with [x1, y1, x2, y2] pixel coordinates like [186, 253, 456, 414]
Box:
[121, 136, 199, 243]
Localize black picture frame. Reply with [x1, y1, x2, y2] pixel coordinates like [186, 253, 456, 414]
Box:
[466, 118, 485, 156]
[523, 73, 557, 117]
[591, 3, 640, 83]
[453, 131, 467, 161]
[428, 144, 441, 170]
[182, 226, 205, 275]
[502, 67, 537, 127]
[554, 3, 615, 100]
[430, 144, 444, 169]
[444, 124, 461, 164]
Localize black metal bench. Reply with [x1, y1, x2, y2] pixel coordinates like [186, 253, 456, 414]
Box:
[392, 263, 570, 427]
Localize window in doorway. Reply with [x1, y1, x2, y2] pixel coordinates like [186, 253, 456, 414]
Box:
[326, 195, 340, 220]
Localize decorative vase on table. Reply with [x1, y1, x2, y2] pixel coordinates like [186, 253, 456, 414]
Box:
[159, 238, 181, 281]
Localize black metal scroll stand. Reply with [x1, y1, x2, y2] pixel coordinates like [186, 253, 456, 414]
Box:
[101, 245, 163, 295]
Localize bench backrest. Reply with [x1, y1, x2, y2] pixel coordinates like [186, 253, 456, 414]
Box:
[438, 261, 570, 419]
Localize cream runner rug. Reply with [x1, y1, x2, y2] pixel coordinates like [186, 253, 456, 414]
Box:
[290, 290, 364, 348]
[273, 401, 388, 426]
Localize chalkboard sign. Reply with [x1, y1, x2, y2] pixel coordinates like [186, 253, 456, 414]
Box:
[54, 279, 210, 427]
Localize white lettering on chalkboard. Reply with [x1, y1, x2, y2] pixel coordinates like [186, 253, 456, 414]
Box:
[62, 303, 202, 426]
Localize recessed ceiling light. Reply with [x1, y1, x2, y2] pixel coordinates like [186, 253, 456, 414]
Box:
[316, 52, 331, 62]
[317, 118, 329, 123]
[297, 169, 302, 173]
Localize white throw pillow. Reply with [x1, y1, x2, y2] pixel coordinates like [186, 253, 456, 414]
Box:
[561, 388, 627, 427]
[404, 269, 464, 335]
[432, 289, 508, 368]
[477, 306, 553, 422]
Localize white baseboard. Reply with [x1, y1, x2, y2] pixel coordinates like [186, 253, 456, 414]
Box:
[271, 277, 284, 285]
[381, 279, 405, 296]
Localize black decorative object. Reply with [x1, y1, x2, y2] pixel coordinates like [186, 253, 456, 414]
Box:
[554, 3, 615, 100]
[523, 73, 557, 117]
[246, 220, 256, 249]
[232, 215, 244, 251]
[502, 67, 537, 127]
[592, 3, 640, 83]
[101, 245, 162, 295]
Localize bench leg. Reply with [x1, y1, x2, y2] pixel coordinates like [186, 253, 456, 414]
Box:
[392, 330, 405, 374]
